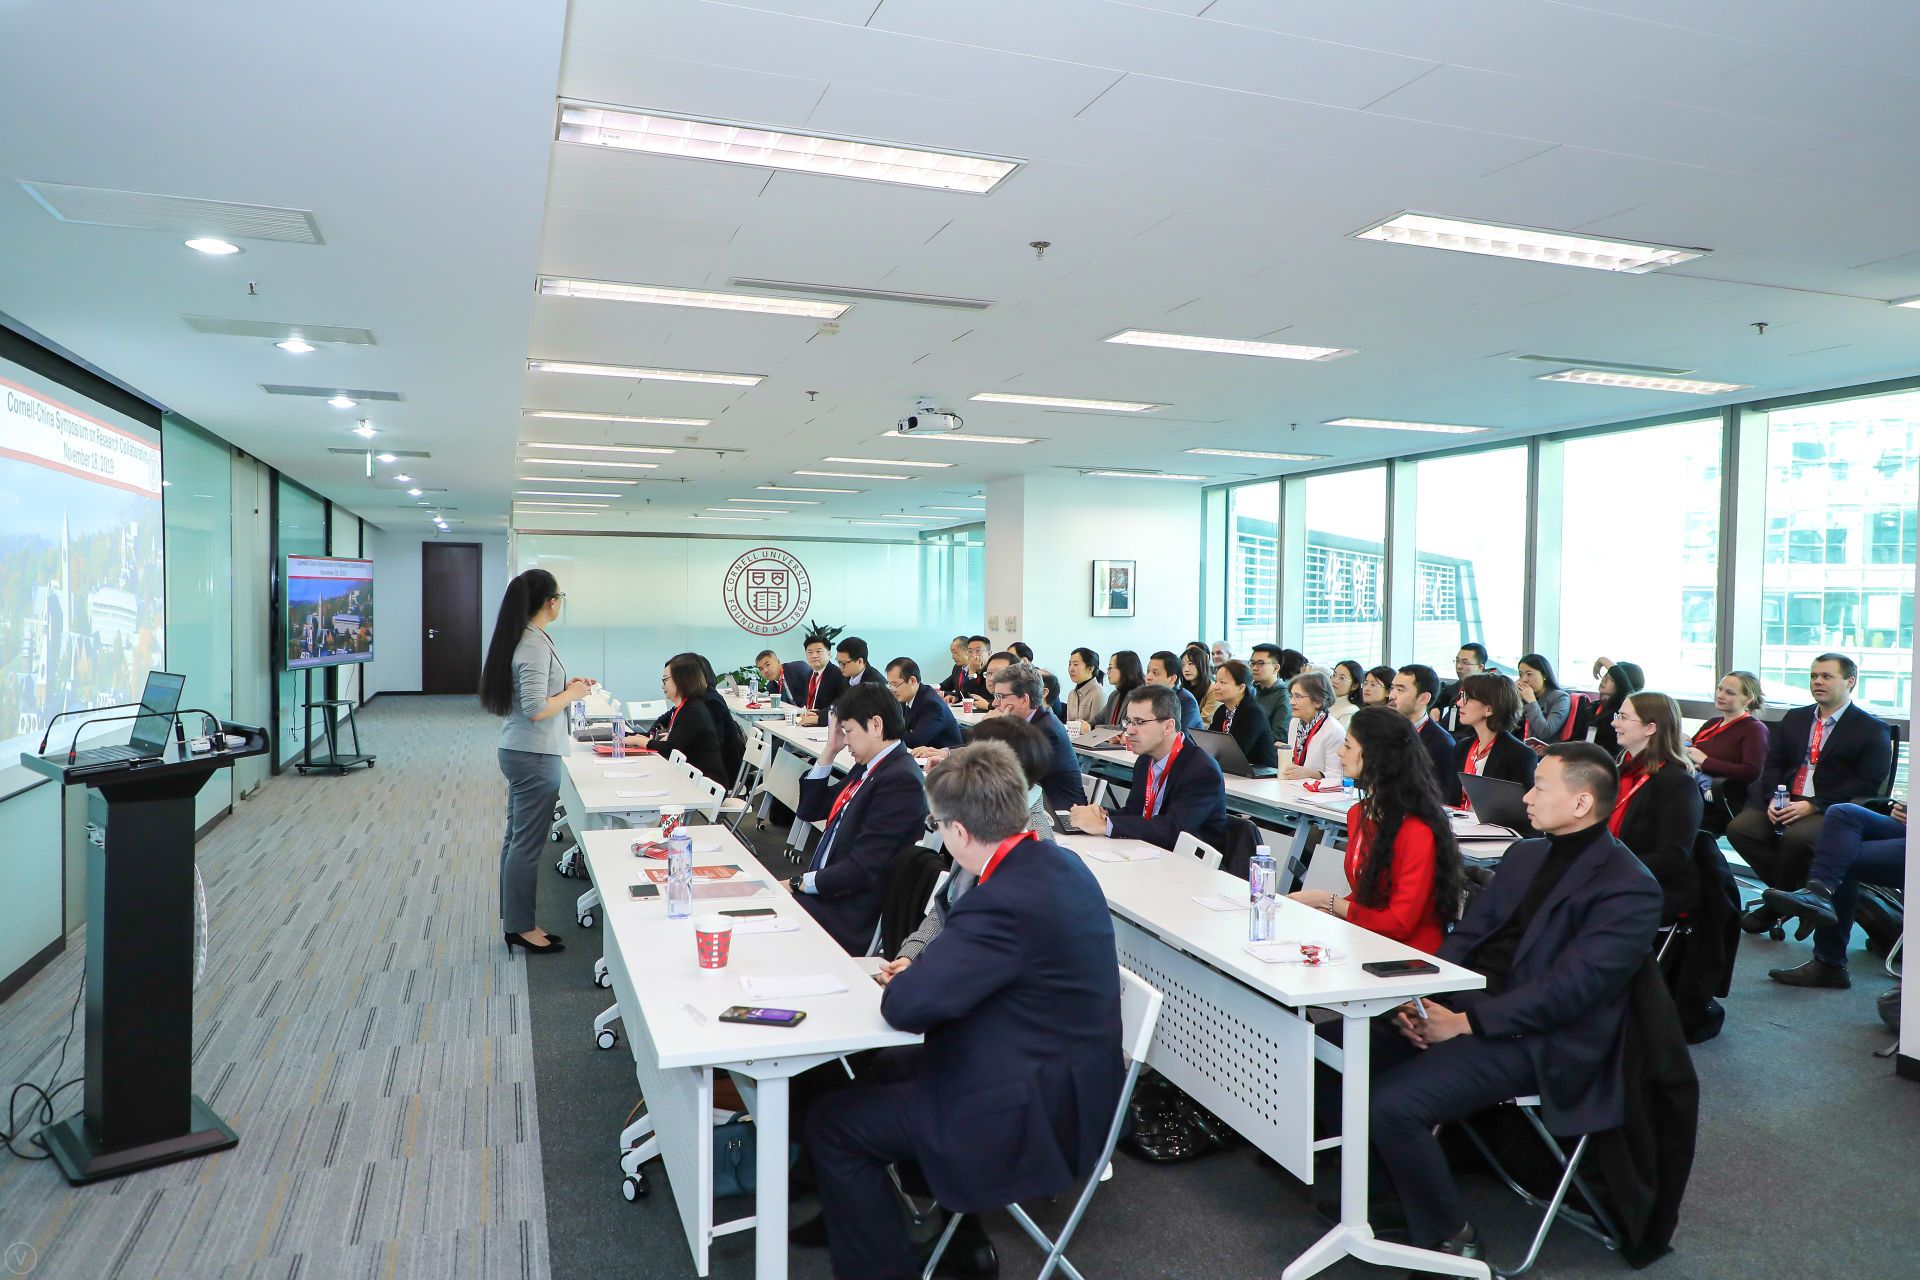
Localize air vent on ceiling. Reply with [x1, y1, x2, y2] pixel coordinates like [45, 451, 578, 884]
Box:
[18, 181, 324, 243]
[729, 277, 992, 311]
[1508, 353, 1695, 377]
[262, 385, 405, 401]
[328, 448, 431, 459]
[185, 315, 375, 345]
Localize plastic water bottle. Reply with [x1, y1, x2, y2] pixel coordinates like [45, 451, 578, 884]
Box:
[1340, 773, 1357, 805]
[666, 831, 695, 919]
[611, 715, 626, 759]
[570, 699, 585, 733]
[1772, 784, 1790, 835]
[1249, 845, 1277, 942]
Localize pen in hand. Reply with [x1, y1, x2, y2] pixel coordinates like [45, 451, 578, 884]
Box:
[1411, 996, 1428, 1020]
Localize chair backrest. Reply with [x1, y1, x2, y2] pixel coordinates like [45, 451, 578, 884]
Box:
[1117, 966, 1164, 1068]
[875, 841, 948, 958]
[1883, 720, 1904, 797]
[669, 748, 688, 767]
[1561, 692, 1597, 742]
[761, 747, 810, 812]
[1172, 830, 1223, 871]
[746, 725, 774, 770]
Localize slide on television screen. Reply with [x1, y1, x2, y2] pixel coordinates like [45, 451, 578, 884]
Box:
[0, 362, 165, 772]
[286, 556, 375, 670]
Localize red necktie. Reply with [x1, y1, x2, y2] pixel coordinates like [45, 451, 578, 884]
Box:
[807, 670, 822, 708]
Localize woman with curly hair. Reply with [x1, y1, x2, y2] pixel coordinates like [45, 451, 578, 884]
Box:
[1289, 706, 1467, 954]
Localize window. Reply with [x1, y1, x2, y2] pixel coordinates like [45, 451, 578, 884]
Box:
[162, 416, 232, 826]
[276, 479, 327, 765]
[1761, 388, 1920, 712]
[1413, 447, 1527, 673]
[1299, 468, 1386, 665]
[1225, 482, 1278, 658]
[1555, 418, 1721, 697]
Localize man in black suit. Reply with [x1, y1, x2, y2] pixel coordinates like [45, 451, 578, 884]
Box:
[1390, 663, 1456, 791]
[1067, 684, 1227, 848]
[805, 741, 1124, 1280]
[786, 683, 929, 954]
[1728, 651, 1892, 938]
[937, 635, 970, 698]
[753, 648, 811, 706]
[795, 634, 848, 727]
[836, 635, 875, 687]
[947, 635, 992, 709]
[1430, 642, 1488, 739]
[1334, 744, 1661, 1260]
[887, 656, 962, 750]
[987, 661, 1084, 812]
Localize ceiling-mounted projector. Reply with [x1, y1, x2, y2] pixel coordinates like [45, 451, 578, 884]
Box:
[896, 400, 964, 434]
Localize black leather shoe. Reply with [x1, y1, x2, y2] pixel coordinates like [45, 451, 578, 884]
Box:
[920, 1215, 998, 1278]
[1763, 882, 1838, 936]
[788, 1214, 828, 1248]
[1740, 904, 1782, 934]
[1768, 958, 1850, 989]
[504, 932, 566, 954]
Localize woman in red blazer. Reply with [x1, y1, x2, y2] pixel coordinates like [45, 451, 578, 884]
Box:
[1688, 670, 1769, 830]
[1289, 706, 1466, 955]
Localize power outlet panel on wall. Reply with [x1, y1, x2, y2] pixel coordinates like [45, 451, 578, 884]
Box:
[1004, 615, 1017, 631]
[988, 614, 1000, 630]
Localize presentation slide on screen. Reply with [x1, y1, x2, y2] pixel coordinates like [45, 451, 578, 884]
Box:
[0, 363, 165, 772]
[286, 556, 374, 670]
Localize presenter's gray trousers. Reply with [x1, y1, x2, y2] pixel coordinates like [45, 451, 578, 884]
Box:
[498, 747, 562, 935]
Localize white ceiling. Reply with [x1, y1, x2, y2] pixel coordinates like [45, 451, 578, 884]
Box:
[5, 1, 1920, 540]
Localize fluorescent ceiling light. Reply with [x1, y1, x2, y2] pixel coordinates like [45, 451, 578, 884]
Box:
[847, 521, 922, 529]
[557, 102, 1020, 195]
[1087, 470, 1206, 481]
[926, 505, 986, 513]
[971, 392, 1159, 413]
[877, 430, 1036, 445]
[523, 409, 711, 427]
[796, 469, 907, 481]
[1891, 295, 1920, 309]
[1536, 369, 1748, 395]
[538, 276, 848, 319]
[524, 441, 674, 455]
[185, 237, 242, 255]
[728, 496, 820, 505]
[526, 359, 763, 386]
[866, 514, 941, 522]
[1324, 418, 1489, 435]
[352, 421, 377, 439]
[528, 458, 659, 470]
[1107, 329, 1354, 361]
[689, 514, 766, 522]
[760, 483, 859, 494]
[519, 475, 638, 485]
[515, 500, 610, 508]
[375, 453, 397, 463]
[276, 339, 315, 354]
[326, 395, 357, 409]
[1353, 211, 1707, 274]
[708, 507, 786, 515]
[407, 488, 423, 497]
[1184, 448, 1328, 461]
[520, 489, 620, 498]
[823, 456, 952, 469]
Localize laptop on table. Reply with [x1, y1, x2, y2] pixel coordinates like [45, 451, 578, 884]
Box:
[1457, 772, 1535, 837]
[67, 671, 185, 769]
[1190, 728, 1277, 779]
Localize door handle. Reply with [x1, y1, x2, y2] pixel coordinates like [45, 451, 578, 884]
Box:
[427, 629, 438, 639]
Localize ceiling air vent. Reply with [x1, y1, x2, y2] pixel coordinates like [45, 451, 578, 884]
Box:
[185, 316, 375, 345]
[19, 182, 323, 243]
[262, 385, 404, 401]
[1508, 353, 1694, 377]
[729, 277, 992, 311]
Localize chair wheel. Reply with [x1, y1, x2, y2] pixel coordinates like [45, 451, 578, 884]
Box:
[622, 1173, 649, 1200]
[596, 1027, 619, 1050]
[578, 912, 596, 929]
[594, 969, 612, 989]
[1769, 926, 1786, 941]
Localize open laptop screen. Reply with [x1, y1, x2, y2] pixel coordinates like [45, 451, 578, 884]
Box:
[129, 671, 185, 753]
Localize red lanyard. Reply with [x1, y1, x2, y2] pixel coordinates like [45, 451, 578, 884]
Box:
[1793, 715, 1829, 795]
[1466, 735, 1494, 774]
[666, 700, 683, 734]
[1692, 713, 1746, 746]
[807, 670, 823, 707]
[1292, 712, 1327, 767]
[978, 830, 1037, 885]
[1608, 763, 1654, 835]
[826, 774, 866, 827]
[1142, 733, 1185, 817]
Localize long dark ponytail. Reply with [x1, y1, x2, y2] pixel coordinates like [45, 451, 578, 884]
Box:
[480, 569, 559, 715]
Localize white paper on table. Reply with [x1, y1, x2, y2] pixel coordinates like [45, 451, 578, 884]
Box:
[631, 827, 726, 853]
[727, 915, 801, 936]
[740, 973, 849, 999]
[1242, 940, 1347, 966]
[601, 769, 643, 779]
[1076, 845, 1125, 863]
[1191, 894, 1246, 913]
[615, 789, 670, 799]
[691, 881, 772, 900]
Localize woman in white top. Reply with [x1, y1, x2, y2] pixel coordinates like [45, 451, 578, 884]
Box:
[1327, 660, 1365, 726]
[1280, 668, 1347, 781]
[1064, 646, 1106, 729]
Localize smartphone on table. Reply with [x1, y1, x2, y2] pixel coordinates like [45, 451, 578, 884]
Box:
[719, 1006, 807, 1027]
[1362, 958, 1439, 977]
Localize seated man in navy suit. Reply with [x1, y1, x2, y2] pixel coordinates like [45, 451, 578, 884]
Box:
[988, 661, 1085, 812]
[886, 655, 963, 750]
[785, 683, 929, 954]
[1146, 650, 1206, 732]
[796, 633, 850, 727]
[804, 741, 1124, 1280]
[1327, 743, 1661, 1261]
[755, 647, 812, 705]
[1390, 663, 1458, 791]
[1066, 683, 1228, 848]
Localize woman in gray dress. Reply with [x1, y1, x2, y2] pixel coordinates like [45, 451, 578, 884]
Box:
[480, 568, 592, 954]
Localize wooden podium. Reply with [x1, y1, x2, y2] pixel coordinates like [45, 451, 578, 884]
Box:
[22, 723, 268, 1183]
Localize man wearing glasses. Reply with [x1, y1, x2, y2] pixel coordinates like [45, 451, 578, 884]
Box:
[887, 656, 963, 750]
[796, 633, 848, 727]
[837, 635, 875, 686]
[1248, 644, 1291, 730]
[989, 661, 1084, 812]
[1067, 684, 1228, 849]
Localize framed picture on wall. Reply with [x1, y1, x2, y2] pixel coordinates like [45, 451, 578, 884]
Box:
[1092, 559, 1135, 617]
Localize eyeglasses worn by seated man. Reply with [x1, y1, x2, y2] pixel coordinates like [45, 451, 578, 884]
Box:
[1067, 710, 1174, 834]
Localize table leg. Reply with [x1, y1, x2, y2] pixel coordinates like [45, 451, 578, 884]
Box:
[754, 1073, 790, 1280]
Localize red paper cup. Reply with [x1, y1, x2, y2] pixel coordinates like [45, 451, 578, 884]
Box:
[694, 915, 734, 970]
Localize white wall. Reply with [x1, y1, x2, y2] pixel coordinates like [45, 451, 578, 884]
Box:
[985, 474, 1203, 675]
[366, 529, 509, 694]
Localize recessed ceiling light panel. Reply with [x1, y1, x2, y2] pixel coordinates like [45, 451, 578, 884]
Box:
[538, 276, 848, 318]
[1537, 369, 1748, 395]
[1323, 419, 1489, 435]
[796, 469, 907, 481]
[971, 392, 1159, 413]
[526, 359, 763, 386]
[522, 409, 710, 427]
[1353, 211, 1707, 274]
[1184, 448, 1329, 460]
[1108, 330, 1354, 361]
[1086, 470, 1206, 481]
[524, 441, 674, 455]
[878, 430, 1035, 445]
[822, 456, 951, 469]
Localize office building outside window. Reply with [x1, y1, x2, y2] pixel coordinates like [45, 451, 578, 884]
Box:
[1225, 482, 1278, 656]
[1760, 389, 1920, 713]
[1413, 447, 1526, 673]
[1300, 468, 1386, 666]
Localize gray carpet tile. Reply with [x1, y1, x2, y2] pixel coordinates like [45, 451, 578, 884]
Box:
[0, 696, 549, 1280]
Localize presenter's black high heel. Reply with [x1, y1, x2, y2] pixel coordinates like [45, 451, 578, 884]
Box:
[504, 931, 566, 955]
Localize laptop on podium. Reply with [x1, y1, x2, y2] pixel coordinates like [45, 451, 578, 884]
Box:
[67, 671, 185, 769]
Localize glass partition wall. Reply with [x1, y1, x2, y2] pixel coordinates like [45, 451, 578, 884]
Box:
[1204, 380, 1920, 721]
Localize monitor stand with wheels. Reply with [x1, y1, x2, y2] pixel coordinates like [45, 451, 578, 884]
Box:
[22, 723, 269, 1184]
[295, 665, 375, 775]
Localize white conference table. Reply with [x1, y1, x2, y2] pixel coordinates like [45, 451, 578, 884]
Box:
[578, 825, 918, 1280]
[720, 691, 795, 723]
[561, 742, 727, 821]
[1054, 832, 1492, 1279]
